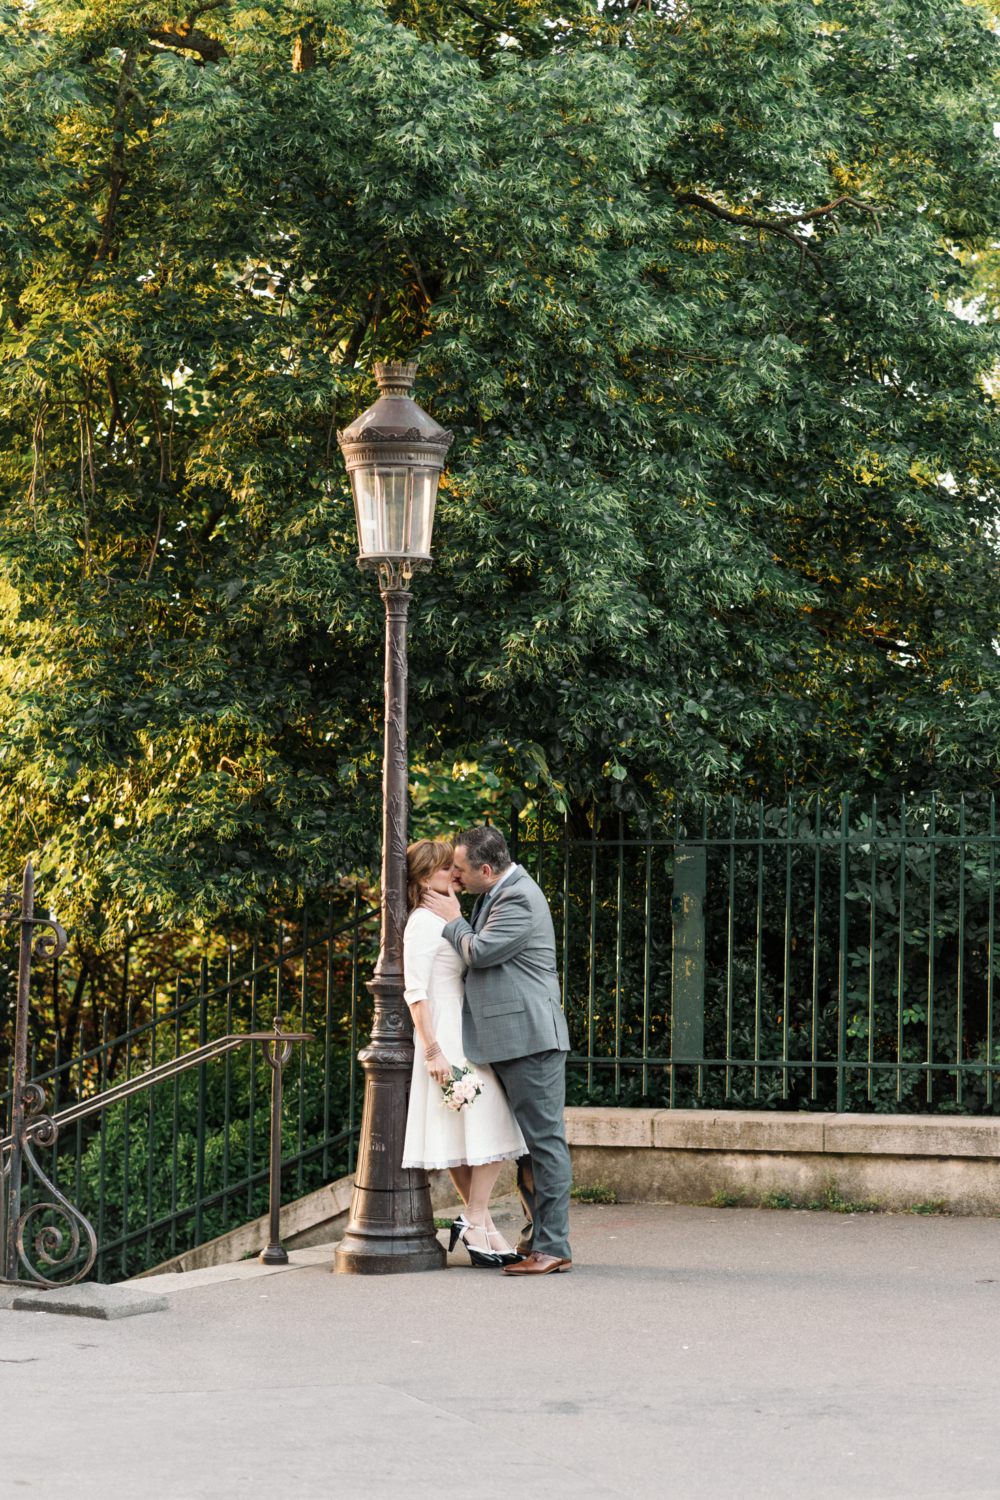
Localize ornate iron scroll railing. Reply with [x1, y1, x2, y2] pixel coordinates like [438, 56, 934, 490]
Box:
[0, 861, 313, 1288]
[0, 861, 87, 1287]
[0, 892, 377, 1283]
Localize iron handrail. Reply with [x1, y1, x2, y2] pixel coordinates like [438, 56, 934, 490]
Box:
[0, 1030, 307, 1149]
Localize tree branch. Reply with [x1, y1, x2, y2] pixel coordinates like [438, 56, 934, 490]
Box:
[147, 25, 228, 61]
[292, 32, 317, 70]
[93, 45, 139, 266]
[448, 0, 534, 42]
[105, 369, 124, 448]
[401, 240, 432, 309]
[673, 189, 825, 275]
[185, 0, 230, 22]
[340, 286, 380, 372]
[198, 498, 228, 544]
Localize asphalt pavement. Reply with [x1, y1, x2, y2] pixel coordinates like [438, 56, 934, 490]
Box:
[1, 1200, 998, 1499]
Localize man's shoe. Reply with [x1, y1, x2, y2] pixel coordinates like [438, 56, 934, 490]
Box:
[502, 1252, 572, 1275]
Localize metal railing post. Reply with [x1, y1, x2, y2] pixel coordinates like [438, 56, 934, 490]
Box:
[259, 1016, 295, 1266]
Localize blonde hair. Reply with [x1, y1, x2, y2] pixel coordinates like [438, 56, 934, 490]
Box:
[406, 838, 455, 914]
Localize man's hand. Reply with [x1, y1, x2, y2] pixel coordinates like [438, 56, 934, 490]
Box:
[423, 887, 461, 923]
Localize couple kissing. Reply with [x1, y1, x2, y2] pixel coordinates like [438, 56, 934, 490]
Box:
[401, 825, 573, 1275]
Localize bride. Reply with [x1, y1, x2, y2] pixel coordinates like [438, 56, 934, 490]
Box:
[401, 838, 526, 1266]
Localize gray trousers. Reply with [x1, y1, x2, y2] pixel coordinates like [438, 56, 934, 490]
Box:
[491, 1049, 572, 1261]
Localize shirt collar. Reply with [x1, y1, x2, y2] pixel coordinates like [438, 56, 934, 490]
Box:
[481, 862, 518, 903]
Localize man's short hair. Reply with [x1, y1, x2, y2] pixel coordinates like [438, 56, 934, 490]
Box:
[457, 824, 511, 873]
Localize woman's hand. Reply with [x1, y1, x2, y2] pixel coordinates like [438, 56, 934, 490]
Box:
[426, 1053, 453, 1086]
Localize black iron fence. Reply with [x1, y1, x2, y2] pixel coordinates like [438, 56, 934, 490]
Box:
[6, 791, 1000, 1281]
[510, 794, 1000, 1115]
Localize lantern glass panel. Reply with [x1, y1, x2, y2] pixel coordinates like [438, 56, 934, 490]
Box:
[379, 467, 409, 553]
[408, 467, 437, 555]
[350, 467, 379, 555]
[350, 463, 440, 558]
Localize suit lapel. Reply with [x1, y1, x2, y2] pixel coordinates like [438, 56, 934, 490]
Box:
[472, 865, 521, 930]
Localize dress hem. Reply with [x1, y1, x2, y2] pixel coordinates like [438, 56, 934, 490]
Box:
[401, 1149, 524, 1171]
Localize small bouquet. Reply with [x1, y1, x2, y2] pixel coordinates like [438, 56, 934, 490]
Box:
[440, 1065, 484, 1112]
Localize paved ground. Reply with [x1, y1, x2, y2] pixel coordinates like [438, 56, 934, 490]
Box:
[2, 1200, 999, 1499]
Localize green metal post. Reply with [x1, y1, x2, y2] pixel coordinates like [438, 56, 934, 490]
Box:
[811, 799, 820, 1100]
[194, 957, 207, 1246]
[614, 813, 624, 1096]
[927, 794, 936, 1104]
[671, 833, 706, 1095]
[643, 830, 652, 1098]
[957, 796, 966, 1104]
[122, 991, 132, 1278]
[754, 803, 764, 1098]
[897, 795, 906, 1104]
[782, 796, 792, 1100]
[298, 908, 307, 1195]
[726, 801, 735, 1101]
[223, 952, 233, 1230]
[588, 807, 597, 1095]
[868, 796, 877, 1103]
[837, 796, 849, 1112]
[989, 794, 996, 1108]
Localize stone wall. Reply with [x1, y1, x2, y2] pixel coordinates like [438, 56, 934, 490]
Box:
[566, 1108, 1000, 1214]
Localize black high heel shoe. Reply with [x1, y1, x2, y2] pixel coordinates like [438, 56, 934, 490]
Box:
[448, 1213, 505, 1267]
[486, 1228, 523, 1266]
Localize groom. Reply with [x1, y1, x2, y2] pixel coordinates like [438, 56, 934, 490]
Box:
[423, 824, 573, 1275]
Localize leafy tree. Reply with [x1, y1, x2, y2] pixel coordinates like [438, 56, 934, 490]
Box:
[2, 0, 1000, 947]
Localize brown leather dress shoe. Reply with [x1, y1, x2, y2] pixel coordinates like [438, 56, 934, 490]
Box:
[502, 1252, 572, 1275]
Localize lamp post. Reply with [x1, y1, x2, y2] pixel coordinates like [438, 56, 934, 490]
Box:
[333, 361, 453, 1274]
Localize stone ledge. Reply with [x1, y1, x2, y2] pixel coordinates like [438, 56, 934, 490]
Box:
[564, 1107, 656, 1148]
[13, 1282, 168, 1319]
[564, 1108, 1000, 1160]
[652, 1110, 826, 1154]
[823, 1114, 1000, 1159]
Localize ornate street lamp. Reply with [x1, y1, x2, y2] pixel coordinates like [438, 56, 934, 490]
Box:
[333, 361, 453, 1274]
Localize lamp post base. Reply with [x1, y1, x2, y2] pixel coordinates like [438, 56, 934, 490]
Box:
[333, 1165, 445, 1275]
[333, 1226, 445, 1276]
[258, 1245, 289, 1266]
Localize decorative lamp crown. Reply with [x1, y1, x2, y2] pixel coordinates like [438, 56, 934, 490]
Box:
[336, 361, 454, 580]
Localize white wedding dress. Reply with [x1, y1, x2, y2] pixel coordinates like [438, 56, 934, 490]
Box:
[401, 907, 527, 1170]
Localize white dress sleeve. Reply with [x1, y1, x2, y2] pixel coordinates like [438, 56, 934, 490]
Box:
[403, 909, 446, 1006]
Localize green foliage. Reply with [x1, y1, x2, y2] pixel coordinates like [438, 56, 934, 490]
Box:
[759, 1191, 795, 1210]
[570, 1177, 616, 1203]
[807, 1176, 880, 1213]
[707, 1189, 745, 1208]
[2, 0, 1000, 947]
[409, 761, 505, 839]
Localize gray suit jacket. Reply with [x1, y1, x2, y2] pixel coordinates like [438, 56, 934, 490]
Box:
[443, 864, 571, 1064]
